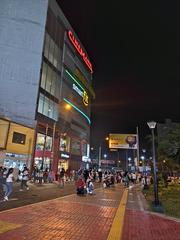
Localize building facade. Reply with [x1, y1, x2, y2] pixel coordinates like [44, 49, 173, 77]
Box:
[0, 0, 94, 173]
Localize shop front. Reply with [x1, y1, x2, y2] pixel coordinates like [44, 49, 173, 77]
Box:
[3, 152, 31, 170]
[34, 133, 52, 170]
[0, 120, 35, 170]
[58, 152, 70, 171]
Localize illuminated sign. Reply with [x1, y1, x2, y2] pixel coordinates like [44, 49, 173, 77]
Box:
[72, 83, 89, 106]
[61, 153, 70, 159]
[109, 134, 137, 149]
[73, 83, 83, 97]
[68, 30, 93, 73]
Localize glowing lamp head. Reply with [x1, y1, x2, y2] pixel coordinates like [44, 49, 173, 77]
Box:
[65, 104, 71, 110]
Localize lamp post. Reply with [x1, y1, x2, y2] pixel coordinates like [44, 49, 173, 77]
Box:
[98, 145, 102, 169]
[147, 121, 159, 205]
[98, 137, 109, 169]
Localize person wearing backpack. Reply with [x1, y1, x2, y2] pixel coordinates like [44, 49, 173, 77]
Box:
[4, 168, 14, 201]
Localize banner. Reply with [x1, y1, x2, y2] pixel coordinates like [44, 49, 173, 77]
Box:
[109, 134, 137, 149]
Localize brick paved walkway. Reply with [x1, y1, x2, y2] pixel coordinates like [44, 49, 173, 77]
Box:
[0, 185, 124, 240]
[122, 209, 180, 240]
[122, 184, 180, 240]
[0, 184, 180, 240]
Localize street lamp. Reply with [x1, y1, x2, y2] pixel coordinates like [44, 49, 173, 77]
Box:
[98, 137, 109, 169]
[147, 121, 159, 205]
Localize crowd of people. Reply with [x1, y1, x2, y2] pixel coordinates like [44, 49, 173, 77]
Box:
[0, 164, 152, 201]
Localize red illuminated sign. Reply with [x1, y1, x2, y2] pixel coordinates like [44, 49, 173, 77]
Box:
[68, 30, 93, 73]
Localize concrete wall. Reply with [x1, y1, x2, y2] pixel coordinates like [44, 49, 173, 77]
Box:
[0, 0, 48, 128]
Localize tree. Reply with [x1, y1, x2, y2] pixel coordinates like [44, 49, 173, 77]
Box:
[158, 125, 180, 174]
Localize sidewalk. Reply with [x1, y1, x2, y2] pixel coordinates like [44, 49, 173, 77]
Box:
[0, 183, 179, 240]
[0, 184, 124, 240]
[122, 184, 180, 240]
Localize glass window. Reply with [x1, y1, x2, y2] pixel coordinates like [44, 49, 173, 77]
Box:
[46, 66, 52, 93]
[12, 132, 26, 145]
[53, 44, 58, 68]
[50, 71, 56, 96]
[46, 136, 52, 151]
[37, 93, 58, 121]
[41, 62, 47, 89]
[38, 93, 44, 114]
[53, 103, 58, 121]
[55, 75, 60, 98]
[43, 96, 50, 116]
[49, 39, 54, 64]
[36, 133, 45, 150]
[44, 32, 50, 59]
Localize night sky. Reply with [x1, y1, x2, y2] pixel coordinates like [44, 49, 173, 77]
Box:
[59, 0, 180, 146]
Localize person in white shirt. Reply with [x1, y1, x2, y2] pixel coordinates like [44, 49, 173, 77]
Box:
[4, 168, 14, 201]
[19, 166, 29, 191]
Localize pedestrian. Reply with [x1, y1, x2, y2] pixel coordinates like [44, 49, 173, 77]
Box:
[87, 178, 94, 195]
[76, 177, 86, 195]
[19, 166, 29, 191]
[4, 168, 14, 201]
[43, 168, 48, 183]
[59, 168, 65, 187]
[98, 169, 102, 182]
[0, 167, 8, 195]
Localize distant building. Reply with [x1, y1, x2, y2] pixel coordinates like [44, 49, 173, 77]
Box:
[0, 0, 94, 172]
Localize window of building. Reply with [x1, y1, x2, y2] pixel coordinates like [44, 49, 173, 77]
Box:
[12, 132, 26, 145]
[43, 32, 62, 70]
[41, 62, 47, 89]
[44, 33, 50, 59]
[40, 61, 60, 99]
[38, 93, 58, 121]
[38, 93, 44, 113]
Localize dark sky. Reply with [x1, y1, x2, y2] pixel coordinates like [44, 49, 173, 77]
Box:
[59, 0, 180, 146]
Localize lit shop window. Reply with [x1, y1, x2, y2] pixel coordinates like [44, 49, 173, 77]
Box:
[44, 32, 62, 71]
[60, 134, 70, 152]
[40, 62, 60, 99]
[36, 133, 45, 150]
[36, 133, 52, 151]
[38, 93, 58, 121]
[12, 132, 26, 145]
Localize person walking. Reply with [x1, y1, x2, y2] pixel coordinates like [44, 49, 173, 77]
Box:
[59, 168, 65, 187]
[19, 166, 29, 191]
[4, 168, 14, 201]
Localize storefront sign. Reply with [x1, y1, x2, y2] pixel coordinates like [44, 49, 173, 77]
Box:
[61, 153, 70, 159]
[82, 156, 90, 162]
[72, 83, 89, 106]
[68, 30, 93, 73]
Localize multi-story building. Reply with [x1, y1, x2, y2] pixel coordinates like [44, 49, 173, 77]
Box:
[0, 0, 94, 173]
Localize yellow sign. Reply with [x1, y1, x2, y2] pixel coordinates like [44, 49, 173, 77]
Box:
[83, 91, 89, 106]
[109, 134, 137, 149]
[6, 123, 35, 155]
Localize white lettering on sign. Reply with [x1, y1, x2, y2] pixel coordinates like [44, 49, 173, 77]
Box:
[61, 153, 70, 158]
[73, 83, 83, 97]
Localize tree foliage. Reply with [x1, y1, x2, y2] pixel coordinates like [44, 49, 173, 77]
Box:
[158, 124, 180, 167]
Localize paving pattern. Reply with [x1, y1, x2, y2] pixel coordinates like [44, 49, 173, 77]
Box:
[122, 209, 180, 240]
[0, 186, 124, 240]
